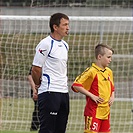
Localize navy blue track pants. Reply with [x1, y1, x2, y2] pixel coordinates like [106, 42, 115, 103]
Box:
[38, 92, 69, 133]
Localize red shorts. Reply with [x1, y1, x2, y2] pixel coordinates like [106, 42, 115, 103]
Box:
[84, 115, 110, 133]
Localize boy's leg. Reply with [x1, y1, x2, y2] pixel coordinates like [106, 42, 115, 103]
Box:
[99, 115, 111, 133]
[84, 115, 111, 133]
[84, 116, 100, 133]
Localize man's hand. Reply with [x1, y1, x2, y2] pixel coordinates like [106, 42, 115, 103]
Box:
[32, 85, 40, 101]
[33, 89, 38, 101]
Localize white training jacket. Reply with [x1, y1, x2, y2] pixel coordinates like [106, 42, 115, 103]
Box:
[32, 35, 69, 94]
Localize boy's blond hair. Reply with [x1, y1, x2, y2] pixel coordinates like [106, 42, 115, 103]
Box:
[95, 43, 114, 59]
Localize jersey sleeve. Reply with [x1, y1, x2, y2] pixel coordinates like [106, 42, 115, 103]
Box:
[107, 68, 115, 92]
[110, 70, 115, 92]
[71, 67, 92, 92]
[32, 39, 49, 67]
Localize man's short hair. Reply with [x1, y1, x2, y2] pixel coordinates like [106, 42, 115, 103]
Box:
[49, 13, 69, 33]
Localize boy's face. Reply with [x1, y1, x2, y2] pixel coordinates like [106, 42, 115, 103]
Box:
[99, 48, 113, 68]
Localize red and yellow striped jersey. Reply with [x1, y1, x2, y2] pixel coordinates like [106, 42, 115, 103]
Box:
[71, 63, 115, 119]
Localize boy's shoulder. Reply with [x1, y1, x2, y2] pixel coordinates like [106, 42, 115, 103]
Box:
[106, 67, 113, 74]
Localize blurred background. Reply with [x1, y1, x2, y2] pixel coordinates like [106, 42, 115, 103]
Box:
[0, 1, 133, 133]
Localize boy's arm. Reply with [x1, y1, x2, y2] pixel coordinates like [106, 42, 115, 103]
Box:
[108, 91, 115, 106]
[108, 70, 115, 106]
[72, 86, 104, 104]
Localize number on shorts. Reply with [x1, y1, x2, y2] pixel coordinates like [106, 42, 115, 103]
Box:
[92, 122, 98, 131]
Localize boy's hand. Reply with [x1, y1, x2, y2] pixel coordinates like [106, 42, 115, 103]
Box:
[108, 96, 114, 106]
[90, 94, 104, 104]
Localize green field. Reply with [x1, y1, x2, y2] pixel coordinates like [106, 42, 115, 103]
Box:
[1, 98, 133, 133]
[1, 131, 33, 133]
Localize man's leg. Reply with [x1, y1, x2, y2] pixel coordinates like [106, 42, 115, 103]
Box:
[54, 93, 69, 133]
[38, 92, 61, 133]
[30, 101, 39, 131]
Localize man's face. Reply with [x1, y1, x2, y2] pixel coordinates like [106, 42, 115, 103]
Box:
[55, 18, 69, 38]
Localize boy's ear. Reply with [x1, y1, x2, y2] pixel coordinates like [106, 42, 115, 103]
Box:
[97, 54, 102, 60]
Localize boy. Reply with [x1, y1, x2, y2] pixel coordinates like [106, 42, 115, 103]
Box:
[71, 44, 115, 133]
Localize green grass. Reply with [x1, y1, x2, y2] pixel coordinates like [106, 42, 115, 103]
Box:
[1, 98, 133, 133]
[1, 131, 79, 133]
[0, 131, 82, 133]
[1, 131, 35, 133]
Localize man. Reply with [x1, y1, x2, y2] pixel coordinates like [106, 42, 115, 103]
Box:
[28, 67, 39, 131]
[31, 13, 70, 133]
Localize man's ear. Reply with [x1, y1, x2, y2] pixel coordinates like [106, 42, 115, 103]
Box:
[53, 24, 58, 31]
